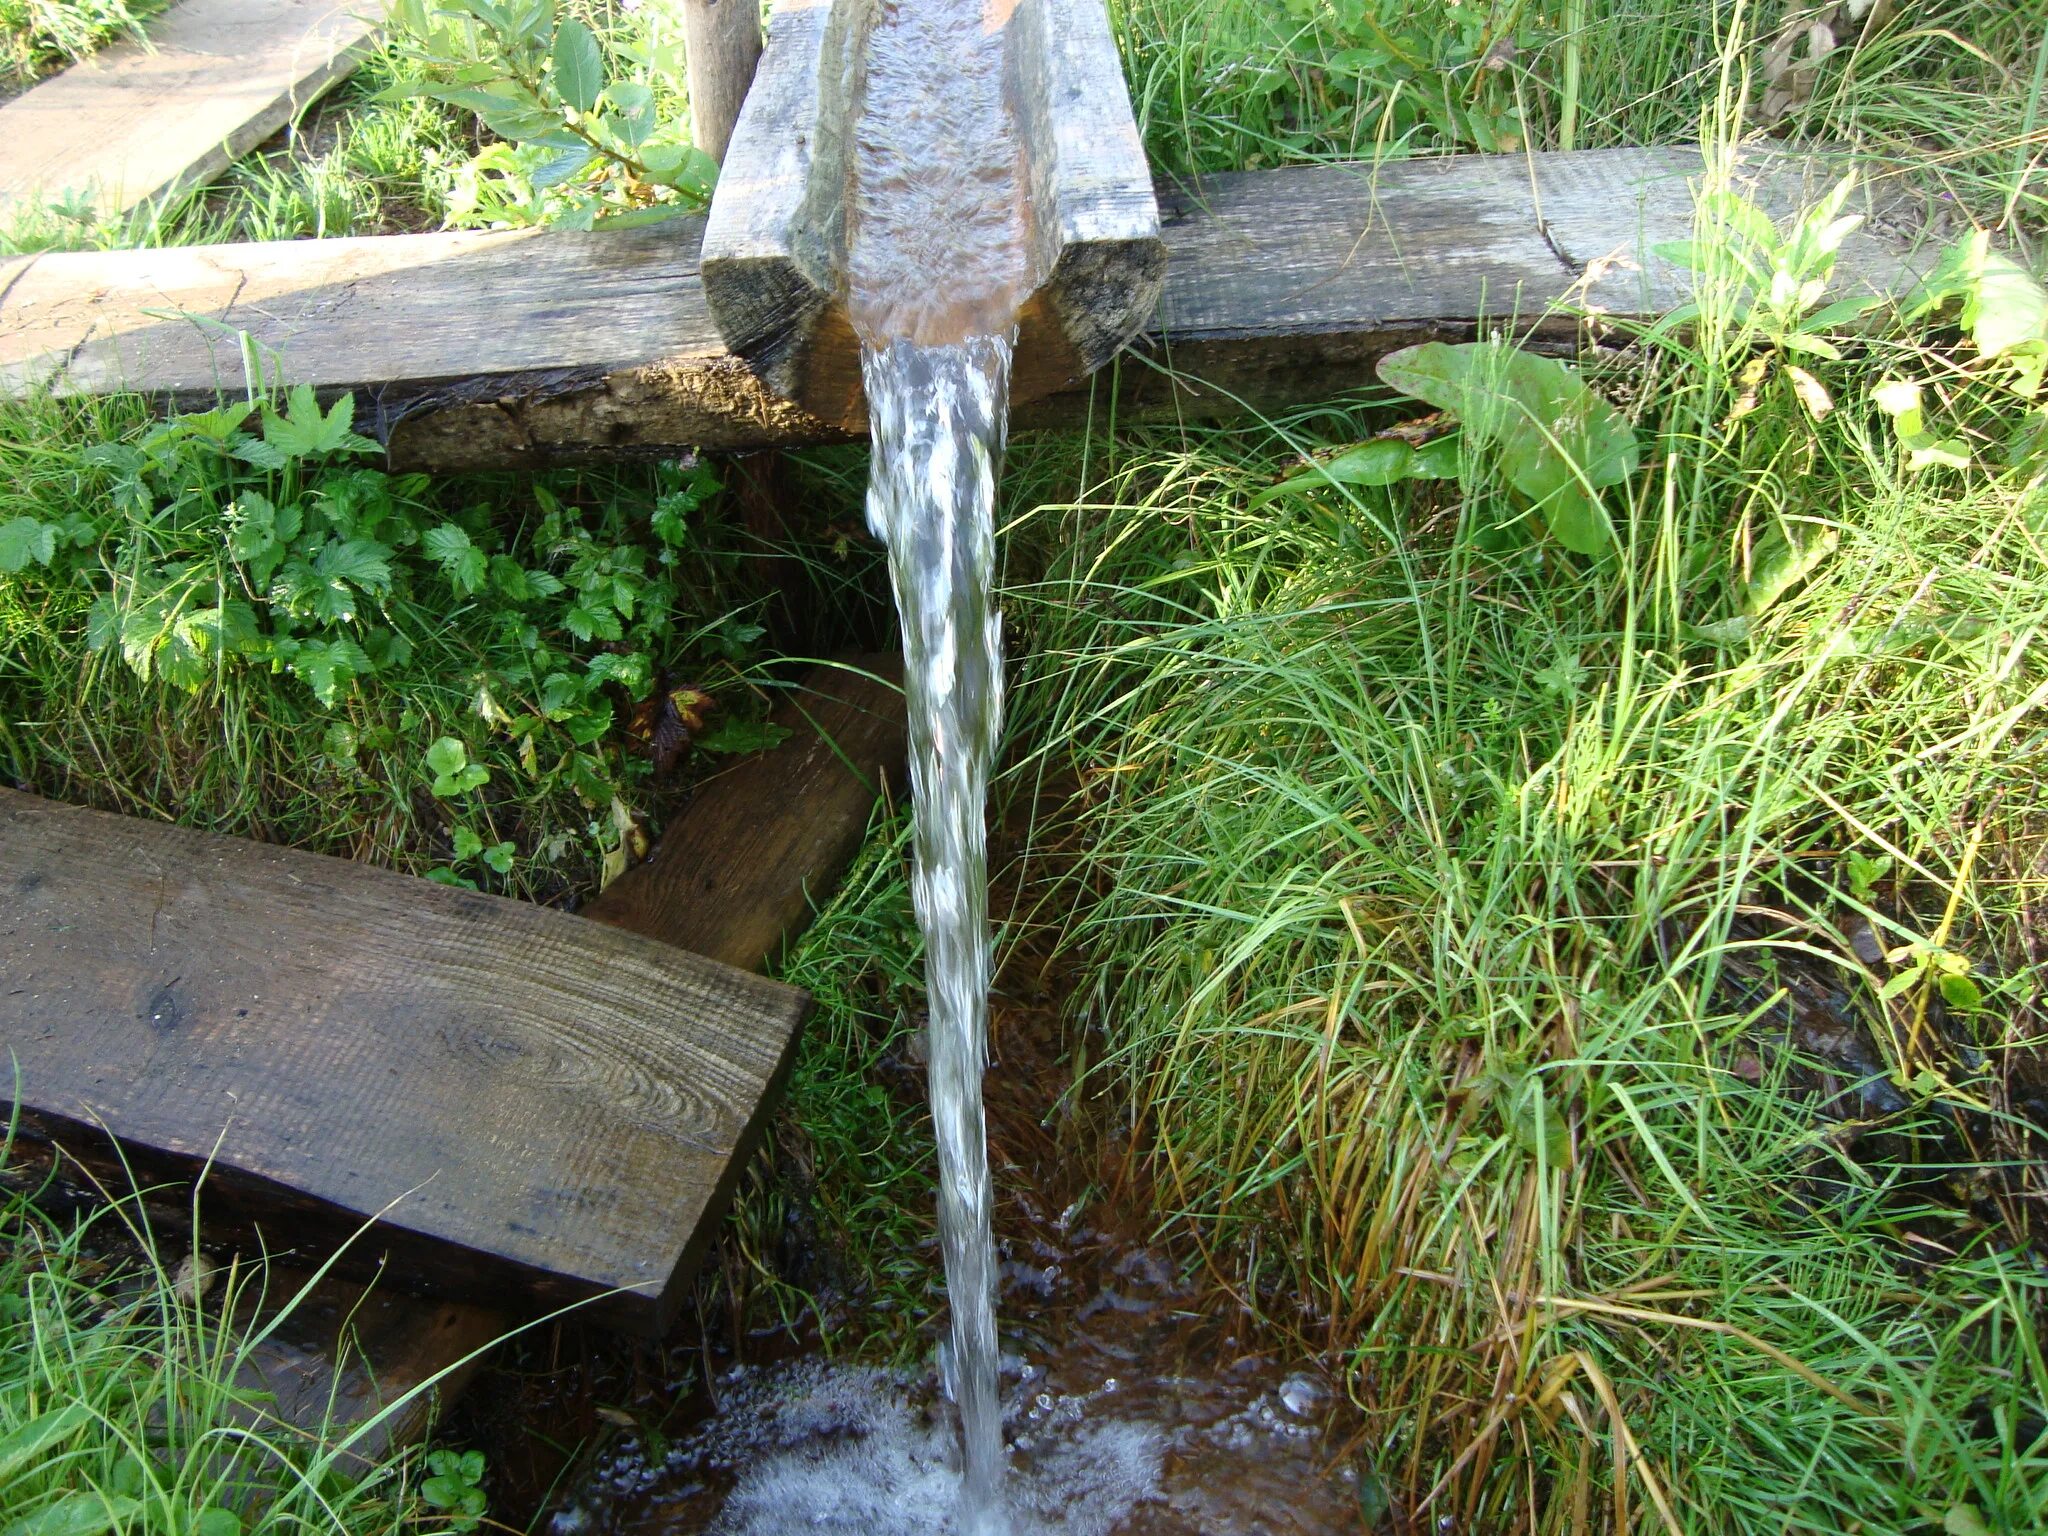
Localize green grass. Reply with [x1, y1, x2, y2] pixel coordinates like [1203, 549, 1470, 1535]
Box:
[855, 3, 2048, 1529]
[0, 1137, 446, 1536]
[0, 0, 155, 95]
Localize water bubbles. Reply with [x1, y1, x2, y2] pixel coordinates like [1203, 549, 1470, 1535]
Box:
[1277, 1373, 1326, 1419]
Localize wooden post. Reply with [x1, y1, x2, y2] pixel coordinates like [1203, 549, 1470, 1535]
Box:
[682, 0, 764, 165]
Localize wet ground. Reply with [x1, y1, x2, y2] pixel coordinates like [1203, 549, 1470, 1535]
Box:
[453, 829, 1370, 1536]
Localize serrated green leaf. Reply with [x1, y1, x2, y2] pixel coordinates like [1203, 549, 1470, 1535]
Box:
[0, 515, 56, 572]
[530, 142, 596, 188]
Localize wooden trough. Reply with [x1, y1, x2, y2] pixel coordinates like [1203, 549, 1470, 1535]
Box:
[699, 0, 1167, 428]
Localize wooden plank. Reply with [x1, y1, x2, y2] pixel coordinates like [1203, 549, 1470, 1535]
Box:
[698, 0, 1165, 428]
[0, 147, 1938, 468]
[0, 786, 809, 1335]
[586, 655, 907, 967]
[170, 656, 901, 1457]
[0, 0, 383, 220]
[681, 0, 763, 165]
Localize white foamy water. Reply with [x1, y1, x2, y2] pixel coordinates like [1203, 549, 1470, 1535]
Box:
[699, 1364, 1164, 1536]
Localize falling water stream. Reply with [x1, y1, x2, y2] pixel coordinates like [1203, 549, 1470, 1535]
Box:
[515, 5, 1359, 1533]
[846, 0, 1034, 1526]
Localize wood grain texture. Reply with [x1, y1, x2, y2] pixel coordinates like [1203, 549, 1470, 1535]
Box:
[586, 656, 907, 968]
[0, 0, 383, 219]
[0, 787, 808, 1335]
[0, 147, 1938, 466]
[681, 0, 764, 165]
[699, 0, 1163, 428]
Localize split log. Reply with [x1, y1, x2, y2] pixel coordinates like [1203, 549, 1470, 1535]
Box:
[0, 148, 1938, 469]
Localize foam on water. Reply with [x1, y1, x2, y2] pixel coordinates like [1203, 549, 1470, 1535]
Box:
[698, 1364, 1164, 1536]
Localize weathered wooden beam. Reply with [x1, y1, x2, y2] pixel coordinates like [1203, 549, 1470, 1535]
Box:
[698, 0, 1166, 429]
[0, 787, 808, 1336]
[8, 658, 908, 1460]
[0, 148, 1935, 468]
[585, 656, 907, 966]
[681, 0, 763, 165]
[0, 0, 382, 220]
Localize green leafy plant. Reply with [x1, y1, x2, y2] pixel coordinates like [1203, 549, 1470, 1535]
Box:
[1375, 340, 1640, 553]
[420, 1449, 487, 1532]
[387, 0, 715, 229]
[0, 387, 748, 902]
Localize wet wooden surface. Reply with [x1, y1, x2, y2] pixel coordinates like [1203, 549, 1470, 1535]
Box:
[0, 786, 809, 1335]
[0, 147, 1935, 469]
[0, 0, 382, 218]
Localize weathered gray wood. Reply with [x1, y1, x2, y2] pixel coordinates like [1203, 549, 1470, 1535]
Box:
[0, 148, 1937, 467]
[0, 0, 382, 220]
[0, 786, 808, 1335]
[698, 0, 1165, 429]
[681, 0, 763, 165]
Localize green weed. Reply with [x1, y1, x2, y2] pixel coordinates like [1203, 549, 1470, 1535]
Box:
[0, 386, 780, 902]
[0, 1139, 444, 1536]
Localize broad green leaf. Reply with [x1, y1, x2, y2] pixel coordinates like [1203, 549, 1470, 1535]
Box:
[425, 737, 469, 777]
[0, 515, 55, 573]
[636, 142, 717, 200]
[1938, 972, 1983, 1009]
[479, 107, 586, 149]
[551, 18, 604, 113]
[2, 1494, 141, 1536]
[453, 825, 484, 860]
[604, 82, 656, 148]
[1378, 342, 1637, 555]
[0, 1404, 93, 1482]
[1967, 249, 2048, 362]
[1744, 525, 1838, 617]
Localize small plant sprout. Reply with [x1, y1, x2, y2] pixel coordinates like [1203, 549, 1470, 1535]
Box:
[421, 1447, 488, 1532]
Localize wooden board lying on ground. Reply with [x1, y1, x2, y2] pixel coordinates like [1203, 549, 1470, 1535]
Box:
[29, 657, 908, 1458]
[0, 0, 382, 220]
[0, 146, 1938, 468]
[586, 655, 908, 965]
[0, 786, 808, 1336]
